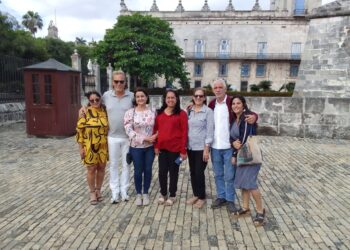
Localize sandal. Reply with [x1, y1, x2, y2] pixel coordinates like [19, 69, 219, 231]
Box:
[90, 191, 98, 205]
[158, 195, 167, 205]
[253, 209, 266, 227]
[186, 196, 199, 205]
[193, 199, 206, 209]
[95, 189, 103, 202]
[234, 208, 251, 217]
[165, 197, 176, 206]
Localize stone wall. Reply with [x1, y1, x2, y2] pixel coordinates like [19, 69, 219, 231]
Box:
[2, 97, 349, 139]
[0, 102, 25, 125]
[148, 96, 350, 140]
[245, 96, 350, 139]
[294, 0, 350, 98]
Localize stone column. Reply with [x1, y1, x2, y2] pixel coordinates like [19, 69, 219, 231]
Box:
[107, 63, 113, 91]
[71, 49, 83, 95]
[93, 59, 101, 93]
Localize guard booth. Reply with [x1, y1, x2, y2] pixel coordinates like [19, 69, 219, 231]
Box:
[23, 58, 81, 136]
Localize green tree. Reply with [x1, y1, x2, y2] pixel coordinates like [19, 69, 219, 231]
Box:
[94, 13, 189, 89]
[41, 38, 75, 65]
[22, 11, 43, 36]
[75, 37, 87, 45]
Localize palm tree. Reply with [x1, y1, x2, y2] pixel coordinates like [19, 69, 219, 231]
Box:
[22, 11, 43, 36]
[75, 37, 87, 45]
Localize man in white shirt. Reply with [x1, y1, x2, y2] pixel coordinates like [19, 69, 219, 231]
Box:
[208, 79, 256, 213]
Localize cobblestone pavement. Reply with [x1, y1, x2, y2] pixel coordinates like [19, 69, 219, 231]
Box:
[0, 123, 349, 250]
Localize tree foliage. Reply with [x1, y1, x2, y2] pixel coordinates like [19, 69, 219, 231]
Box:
[250, 84, 260, 92]
[94, 13, 189, 89]
[279, 82, 295, 92]
[258, 80, 272, 91]
[22, 11, 43, 36]
[75, 37, 87, 45]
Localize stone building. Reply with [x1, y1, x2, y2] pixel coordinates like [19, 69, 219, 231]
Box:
[47, 20, 58, 39]
[120, 0, 322, 90]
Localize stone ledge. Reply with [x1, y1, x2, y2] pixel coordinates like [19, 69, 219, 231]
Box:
[0, 102, 26, 125]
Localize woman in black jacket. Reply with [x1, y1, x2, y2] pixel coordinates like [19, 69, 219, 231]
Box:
[230, 95, 265, 226]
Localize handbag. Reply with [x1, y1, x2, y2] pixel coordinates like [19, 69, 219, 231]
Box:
[125, 108, 135, 165]
[126, 148, 133, 165]
[237, 123, 263, 167]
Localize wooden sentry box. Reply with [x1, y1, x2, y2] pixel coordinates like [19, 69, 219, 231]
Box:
[23, 59, 80, 137]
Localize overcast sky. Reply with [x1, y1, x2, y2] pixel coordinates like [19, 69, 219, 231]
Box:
[1, 0, 334, 42]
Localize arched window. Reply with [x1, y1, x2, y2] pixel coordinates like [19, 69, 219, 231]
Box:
[219, 40, 230, 58]
[194, 40, 204, 58]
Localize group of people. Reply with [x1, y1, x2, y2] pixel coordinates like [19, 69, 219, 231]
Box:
[76, 70, 265, 226]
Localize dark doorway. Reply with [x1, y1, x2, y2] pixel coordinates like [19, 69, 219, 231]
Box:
[240, 81, 248, 92]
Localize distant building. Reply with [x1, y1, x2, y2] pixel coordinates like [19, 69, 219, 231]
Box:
[47, 20, 58, 39]
[120, 0, 322, 91]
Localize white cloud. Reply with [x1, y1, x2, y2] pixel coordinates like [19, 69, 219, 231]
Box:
[0, 0, 337, 41]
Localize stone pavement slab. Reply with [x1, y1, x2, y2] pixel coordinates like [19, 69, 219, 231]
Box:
[0, 123, 349, 249]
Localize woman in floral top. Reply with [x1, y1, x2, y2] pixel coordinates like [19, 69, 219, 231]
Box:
[124, 88, 157, 206]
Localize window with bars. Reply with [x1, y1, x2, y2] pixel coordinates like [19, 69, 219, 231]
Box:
[290, 64, 299, 77]
[219, 63, 228, 76]
[194, 63, 203, 76]
[241, 63, 250, 77]
[256, 64, 266, 77]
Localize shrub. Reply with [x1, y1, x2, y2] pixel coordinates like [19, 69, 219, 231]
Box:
[250, 84, 260, 92]
[258, 80, 272, 91]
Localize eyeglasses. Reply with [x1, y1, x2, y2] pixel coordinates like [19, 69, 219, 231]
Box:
[194, 95, 204, 98]
[89, 98, 100, 103]
[113, 80, 125, 84]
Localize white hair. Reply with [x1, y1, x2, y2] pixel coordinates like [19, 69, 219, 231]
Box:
[212, 79, 226, 89]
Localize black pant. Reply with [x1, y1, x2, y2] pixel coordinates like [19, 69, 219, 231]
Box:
[158, 150, 180, 197]
[187, 150, 207, 199]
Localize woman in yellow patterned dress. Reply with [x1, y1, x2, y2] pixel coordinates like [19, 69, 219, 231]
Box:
[76, 91, 108, 205]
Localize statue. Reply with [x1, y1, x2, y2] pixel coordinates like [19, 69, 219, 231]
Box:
[87, 59, 93, 75]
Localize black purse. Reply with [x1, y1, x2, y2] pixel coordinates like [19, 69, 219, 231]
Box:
[126, 109, 135, 165]
[126, 149, 132, 165]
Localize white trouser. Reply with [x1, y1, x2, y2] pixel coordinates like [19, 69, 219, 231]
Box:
[108, 136, 130, 199]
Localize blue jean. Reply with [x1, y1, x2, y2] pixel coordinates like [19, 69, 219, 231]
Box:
[211, 148, 236, 202]
[130, 146, 155, 194]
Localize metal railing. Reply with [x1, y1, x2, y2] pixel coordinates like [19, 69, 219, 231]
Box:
[184, 52, 301, 60]
[294, 9, 306, 16]
[0, 55, 36, 103]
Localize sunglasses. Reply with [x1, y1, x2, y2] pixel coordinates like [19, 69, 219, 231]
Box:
[113, 80, 125, 84]
[194, 95, 204, 98]
[89, 98, 100, 103]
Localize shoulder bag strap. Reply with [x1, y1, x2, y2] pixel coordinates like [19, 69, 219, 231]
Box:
[241, 121, 248, 145]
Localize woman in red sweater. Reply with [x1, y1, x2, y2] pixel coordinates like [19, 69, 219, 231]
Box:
[154, 90, 188, 206]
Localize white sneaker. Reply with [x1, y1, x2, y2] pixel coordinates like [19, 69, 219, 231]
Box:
[110, 193, 119, 204]
[135, 194, 142, 206]
[121, 193, 129, 202]
[143, 194, 150, 206]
